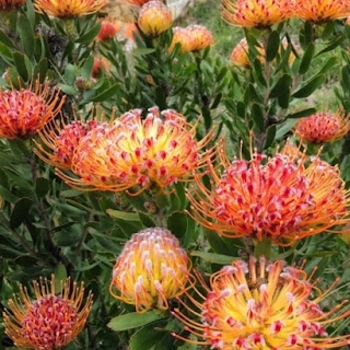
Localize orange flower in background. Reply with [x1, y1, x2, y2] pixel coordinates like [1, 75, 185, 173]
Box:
[0, 80, 63, 139]
[187, 139, 350, 246]
[92, 56, 111, 78]
[97, 17, 122, 41]
[3, 275, 93, 350]
[110, 227, 192, 313]
[34, 0, 107, 18]
[172, 256, 350, 350]
[0, 0, 27, 11]
[294, 0, 350, 22]
[138, 0, 173, 37]
[124, 22, 140, 41]
[294, 111, 350, 143]
[58, 107, 212, 194]
[229, 38, 264, 68]
[169, 26, 194, 53]
[34, 118, 103, 170]
[222, 0, 294, 28]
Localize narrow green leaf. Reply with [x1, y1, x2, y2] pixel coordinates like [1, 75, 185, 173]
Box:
[167, 211, 188, 240]
[10, 197, 33, 229]
[18, 15, 34, 57]
[81, 56, 94, 80]
[13, 51, 28, 81]
[90, 82, 121, 102]
[299, 42, 315, 74]
[106, 209, 140, 222]
[283, 107, 316, 119]
[133, 48, 156, 56]
[107, 312, 161, 332]
[130, 321, 166, 350]
[266, 30, 280, 62]
[54, 263, 68, 291]
[269, 74, 292, 98]
[318, 56, 337, 75]
[292, 75, 325, 98]
[251, 103, 265, 131]
[191, 251, 237, 265]
[76, 23, 101, 44]
[35, 177, 50, 198]
[0, 30, 15, 48]
[264, 125, 276, 149]
[33, 58, 48, 82]
[316, 36, 344, 57]
[53, 230, 81, 247]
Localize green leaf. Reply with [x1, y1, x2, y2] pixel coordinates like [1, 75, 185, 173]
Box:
[90, 82, 121, 102]
[264, 125, 276, 149]
[13, 51, 29, 81]
[269, 74, 292, 98]
[251, 103, 265, 131]
[0, 30, 15, 49]
[130, 320, 167, 350]
[17, 15, 34, 57]
[10, 197, 33, 229]
[35, 177, 50, 198]
[316, 36, 344, 57]
[107, 312, 161, 332]
[191, 251, 237, 265]
[54, 263, 68, 291]
[318, 56, 337, 75]
[283, 107, 316, 119]
[33, 58, 48, 82]
[167, 211, 188, 240]
[106, 209, 140, 222]
[266, 30, 280, 62]
[81, 56, 94, 80]
[292, 75, 325, 98]
[76, 23, 101, 44]
[298, 42, 315, 74]
[133, 48, 156, 56]
[53, 229, 81, 247]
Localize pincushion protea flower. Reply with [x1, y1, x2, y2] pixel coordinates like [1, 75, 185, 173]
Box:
[187, 139, 350, 246]
[293, 111, 350, 143]
[97, 16, 122, 41]
[110, 227, 192, 313]
[138, 0, 173, 37]
[0, 80, 63, 139]
[0, 0, 27, 11]
[294, 0, 350, 22]
[34, 118, 103, 170]
[3, 275, 93, 350]
[34, 0, 107, 18]
[222, 0, 294, 28]
[172, 256, 350, 350]
[58, 107, 212, 195]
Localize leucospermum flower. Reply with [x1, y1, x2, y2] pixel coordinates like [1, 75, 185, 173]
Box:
[34, 118, 103, 170]
[110, 227, 192, 313]
[34, 0, 107, 18]
[97, 16, 122, 41]
[169, 26, 194, 53]
[138, 0, 173, 37]
[172, 256, 350, 350]
[229, 38, 264, 68]
[0, 0, 27, 11]
[58, 107, 211, 195]
[3, 275, 93, 350]
[294, 0, 350, 22]
[222, 0, 294, 28]
[0, 80, 63, 139]
[293, 111, 350, 143]
[187, 139, 350, 246]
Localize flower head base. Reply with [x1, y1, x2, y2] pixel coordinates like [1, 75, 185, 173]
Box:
[294, 0, 350, 22]
[187, 139, 350, 246]
[222, 0, 294, 28]
[35, 0, 107, 18]
[110, 227, 192, 313]
[294, 111, 350, 143]
[0, 0, 27, 11]
[138, 1, 173, 37]
[3, 275, 93, 350]
[172, 257, 350, 350]
[0, 80, 64, 139]
[58, 107, 212, 195]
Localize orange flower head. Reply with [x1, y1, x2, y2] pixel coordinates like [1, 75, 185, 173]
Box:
[169, 26, 191, 53]
[294, 0, 350, 22]
[138, 0, 173, 37]
[186, 24, 213, 51]
[61, 107, 211, 194]
[0, 0, 26, 11]
[172, 256, 350, 350]
[294, 111, 350, 143]
[3, 275, 93, 350]
[34, 0, 107, 18]
[92, 56, 111, 78]
[0, 80, 64, 139]
[110, 227, 192, 313]
[34, 118, 102, 170]
[187, 139, 350, 246]
[222, 0, 294, 28]
[97, 17, 122, 41]
[229, 38, 265, 68]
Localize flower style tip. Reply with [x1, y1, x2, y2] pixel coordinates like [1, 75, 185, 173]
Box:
[172, 256, 350, 350]
[59, 107, 212, 195]
[34, 0, 107, 18]
[293, 111, 350, 144]
[187, 138, 350, 246]
[222, 0, 294, 28]
[0, 79, 64, 139]
[110, 227, 192, 313]
[3, 275, 93, 350]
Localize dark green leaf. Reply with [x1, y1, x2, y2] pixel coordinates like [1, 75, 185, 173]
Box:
[107, 312, 161, 332]
[18, 15, 34, 57]
[264, 125, 276, 149]
[35, 177, 50, 198]
[33, 58, 48, 81]
[251, 103, 265, 131]
[10, 197, 33, 229]
[130, 320, 167, 350]
[316, 36, 344, 57]
[283, 107, 316, 119]
[90, 83, 121, 102]
[53, 230, 81, 247]
[292, 75, 325, 98]
[269, 74, 292, 98]
[167, 211, 188, 240]
[0, 30, 15, 48]
[266, 30, 280, 62]
[299, 42, 315, 74]
[76, 23, 101, 44]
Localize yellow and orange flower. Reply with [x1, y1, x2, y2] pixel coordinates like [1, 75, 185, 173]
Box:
[110, 227, 192, 313]
[187, 139, 350, 246]
[138, 0, 173, 37]
[0, 0, 27, 11]
[0, 80, 63, 139]
[92, 56, 111, 78]
[294, 0, 350, 22]
[57, 107, 212, 195]
[34, 0, 107, 18]
[34, 118, 104, 170]
[172, 256, 350, 350]
[222, 0, 294, 28]
[229, 38, 264, 68]
[169, 26, 194, 53]
[293, 111, 350, 143]
[3, 275, 93, 350]
[97, 16, 122, 41]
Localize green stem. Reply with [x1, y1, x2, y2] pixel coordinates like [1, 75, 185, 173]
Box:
[254, 237, 272, 260]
